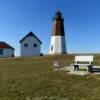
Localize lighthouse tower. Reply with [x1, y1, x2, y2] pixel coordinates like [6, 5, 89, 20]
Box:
[49, 10, 67, 54]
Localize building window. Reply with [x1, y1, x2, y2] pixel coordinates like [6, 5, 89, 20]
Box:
[0, 49, 3, 55]
[33, 43, 37, 47]
[24, 43, 28, 47]
[51, 46, 53, 51]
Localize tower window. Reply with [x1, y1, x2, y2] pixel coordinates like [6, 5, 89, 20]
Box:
[51, 46, 53, 51]
[0, 49, 3, 55]
[33, 43, 37, 47]
[24, 43, 28, 47]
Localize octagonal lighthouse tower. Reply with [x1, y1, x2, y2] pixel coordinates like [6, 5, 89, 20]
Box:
[49, 10, 67, 54]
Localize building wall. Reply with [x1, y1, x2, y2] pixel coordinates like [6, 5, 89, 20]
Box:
[20, 36, 41, 57]
[0, 49, 14, 57]
[49, 36, 66, 54]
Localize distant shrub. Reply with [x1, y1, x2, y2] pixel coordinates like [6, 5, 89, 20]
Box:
[40, 53, 43, 56]
[12, 54, 15, 57]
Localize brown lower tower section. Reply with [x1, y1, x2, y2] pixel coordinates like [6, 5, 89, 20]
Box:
[52, 10, 65, 36]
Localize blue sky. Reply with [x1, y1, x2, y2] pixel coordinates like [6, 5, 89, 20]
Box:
[0, 0, 100, 56]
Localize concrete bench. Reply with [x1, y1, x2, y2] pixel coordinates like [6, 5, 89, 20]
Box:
[71, 55, 94, 72]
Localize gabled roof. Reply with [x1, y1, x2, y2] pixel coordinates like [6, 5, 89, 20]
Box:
[0, 42, 15, 50]
[19, 32, 42, 44]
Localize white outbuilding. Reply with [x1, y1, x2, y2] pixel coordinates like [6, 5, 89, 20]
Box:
[0, 42, 15, 57]
[19, 32, 42, 57]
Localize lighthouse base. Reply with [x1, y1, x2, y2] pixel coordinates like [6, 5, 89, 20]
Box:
[49, 36, 67, 54]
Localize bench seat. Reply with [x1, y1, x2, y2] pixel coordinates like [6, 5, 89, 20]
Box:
[71, 64, 91, 66]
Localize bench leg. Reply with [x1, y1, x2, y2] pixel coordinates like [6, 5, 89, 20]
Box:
[74, 65, 79, 71]
[88, 65, 92, 72]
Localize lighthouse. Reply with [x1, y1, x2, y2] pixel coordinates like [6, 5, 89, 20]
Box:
[49, 10, 67, 54]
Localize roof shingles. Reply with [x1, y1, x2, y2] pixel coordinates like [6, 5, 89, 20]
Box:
[0, 42, 14, 50]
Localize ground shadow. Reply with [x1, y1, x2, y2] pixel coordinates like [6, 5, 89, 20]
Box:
[92, 67, 100, 73]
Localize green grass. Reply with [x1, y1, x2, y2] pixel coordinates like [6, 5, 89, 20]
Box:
[0, 55, 100, 100]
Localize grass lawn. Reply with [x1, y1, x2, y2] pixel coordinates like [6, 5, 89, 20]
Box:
[0, 55, 100, 100]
